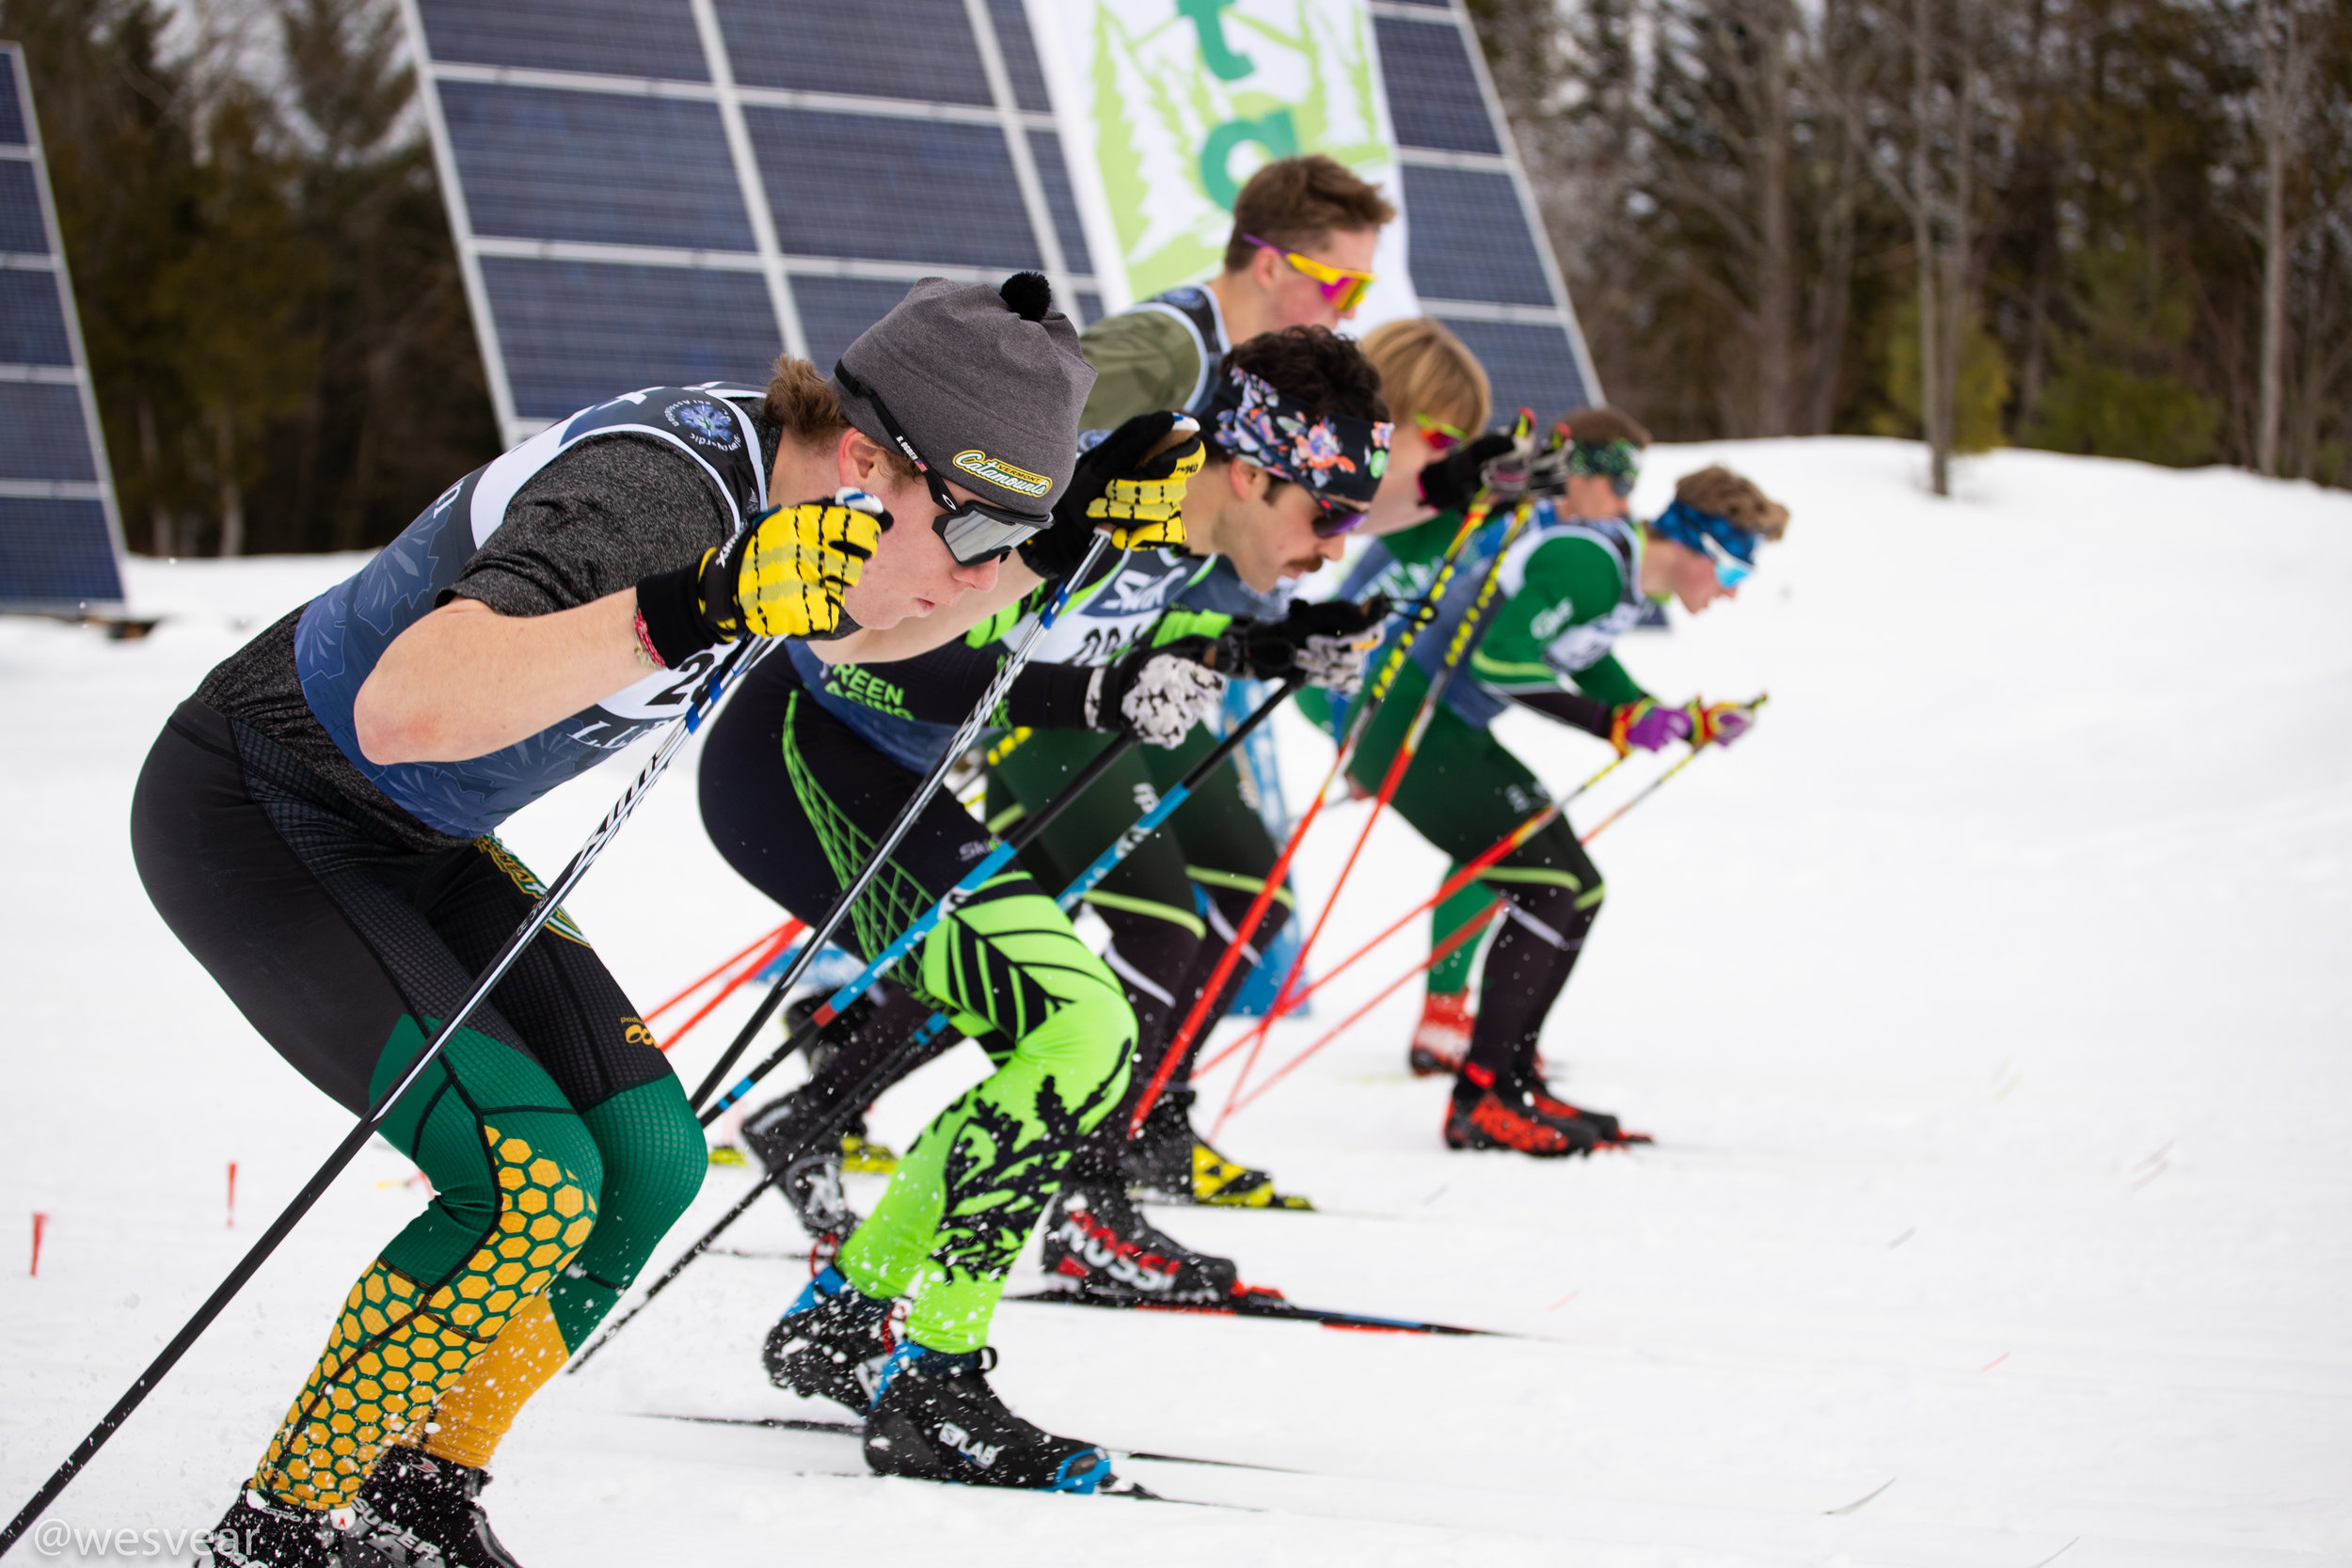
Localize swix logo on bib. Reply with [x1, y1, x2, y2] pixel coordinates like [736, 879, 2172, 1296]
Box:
[1026, 549, 1216, 668]
[294, 385, 768, 839]
[665, 397, 742, 451]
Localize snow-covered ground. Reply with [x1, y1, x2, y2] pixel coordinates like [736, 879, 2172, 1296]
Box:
[4, 438, 2349, 1565]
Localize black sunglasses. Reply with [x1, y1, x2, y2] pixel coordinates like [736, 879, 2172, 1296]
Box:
[834, 363, 1052, 566]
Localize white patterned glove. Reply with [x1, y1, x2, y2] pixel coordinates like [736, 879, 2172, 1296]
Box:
[1086, 638, 1228, 748]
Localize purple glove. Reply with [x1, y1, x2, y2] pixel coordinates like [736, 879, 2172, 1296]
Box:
[1610, 700, 1693, 755]
[1687, 700, 1755, 746]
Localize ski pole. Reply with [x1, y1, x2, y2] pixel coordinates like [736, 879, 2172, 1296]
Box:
[1120, 428, 1548, 1140]
[1216, 696, 1768, 1123]
[1577, 694, 1765, 845]
[1226, 902, 1507, 1116]
[696, 721, 1142, 1126]
[1195, 748, 1629, 1080]
[685, 530, 1129, 1116]
[1209, 493, 1549, 1129]
[645, 919, 799, 1027]
[568, 678, 1299, 1370]
[0, 634, 776, 1560]
[653, 923, 802, 1055]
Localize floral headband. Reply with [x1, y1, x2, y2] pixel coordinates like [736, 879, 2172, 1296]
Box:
[1565, 436, 1643, 497]
[1203, 362, 1392, 515]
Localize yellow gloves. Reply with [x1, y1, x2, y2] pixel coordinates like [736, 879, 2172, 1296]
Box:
[699, 491, 885, 641]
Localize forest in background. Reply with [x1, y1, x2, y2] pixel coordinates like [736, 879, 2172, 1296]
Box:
[3, 0, 494, 558]
[1471, 0, 2351, 490]
[4, 0, 2346, 556]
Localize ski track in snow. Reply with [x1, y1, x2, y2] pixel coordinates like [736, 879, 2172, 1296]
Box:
[4, 439, 2349, 1564]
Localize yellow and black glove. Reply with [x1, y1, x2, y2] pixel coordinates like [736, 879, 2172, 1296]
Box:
[637, 489, 887, 664]
[1021, 411, 1206, 578]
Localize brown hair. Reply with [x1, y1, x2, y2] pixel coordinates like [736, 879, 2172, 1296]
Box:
[1222, 155, 1397, 273]
[1559, 405, 1653, 449]
[763, 355, 917, 479]
[1675, 465, 1790, 540]
[1359, 319, 1489, 437]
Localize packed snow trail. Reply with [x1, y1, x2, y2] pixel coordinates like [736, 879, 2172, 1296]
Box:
[4, 440, 2348, 1565]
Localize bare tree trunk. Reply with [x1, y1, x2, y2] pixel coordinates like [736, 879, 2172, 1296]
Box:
[1939, 0, 1977, 474]
[1913, 0, 1950, 495]
[215, 407, 244, 558]
[137, 397, 169, 556]
[2253, 0, 2301, 478]
[1756, 7, 1795, 436]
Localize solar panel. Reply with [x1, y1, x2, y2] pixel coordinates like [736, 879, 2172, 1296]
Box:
[405, 0, 1095, 447]
[0, 42, 127, 614]
[1369, 0, 1598, 419]
[403, 0, 1594, 449]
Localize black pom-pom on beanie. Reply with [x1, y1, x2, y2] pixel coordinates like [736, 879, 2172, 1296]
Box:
[999, 271, 1054, 322]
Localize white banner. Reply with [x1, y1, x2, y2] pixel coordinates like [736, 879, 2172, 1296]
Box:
[1029, 0, 1420, 328]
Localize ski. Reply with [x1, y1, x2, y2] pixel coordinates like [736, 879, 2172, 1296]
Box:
[629, 1412, 1267, 1506]
[1006, 1287, 1517, 1338]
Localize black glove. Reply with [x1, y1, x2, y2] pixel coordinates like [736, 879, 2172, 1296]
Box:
[1020, 412, 1208, 580]
[1087, 635, 1227, 747]
[1416, 433, 1519, 515]
[1217, 595, 1391, 686]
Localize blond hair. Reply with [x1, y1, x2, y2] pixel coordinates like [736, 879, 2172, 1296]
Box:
[1359, 318, 1490, 437]
[1675, 465, 1790, 540]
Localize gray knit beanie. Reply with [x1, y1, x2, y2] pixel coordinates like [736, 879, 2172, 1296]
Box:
[828, 274, 1096, 513]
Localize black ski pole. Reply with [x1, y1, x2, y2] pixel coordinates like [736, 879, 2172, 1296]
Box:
[569, 678, 1299, 1370]
[0, 636, 775, 1560]
[685, 531, 1123, 1116]
[694, 722, 1141, 1130]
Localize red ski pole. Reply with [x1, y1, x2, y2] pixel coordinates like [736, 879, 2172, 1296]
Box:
[1212, 697, 1766, 1125]
[1223, 903, 1506, 1117]
[1120, 463, 1533, 1141]
[644, 920, 798, 1026]
[1210, 495, 1546, 1130]
[654, 924, 801, 1054]
[1197, 749, 1630, 1079]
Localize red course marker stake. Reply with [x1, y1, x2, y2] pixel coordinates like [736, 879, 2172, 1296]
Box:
[30, 1212, 47, 1277]
[227, 1163, 238, 1228]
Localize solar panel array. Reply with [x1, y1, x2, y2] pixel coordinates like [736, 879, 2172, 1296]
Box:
[402, 0, 1101, 448]
[403, 0, 1596, 450]
[0, 42, 127, 613]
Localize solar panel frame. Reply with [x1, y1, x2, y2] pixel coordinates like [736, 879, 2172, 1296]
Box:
[0, 41, 127, 614]
[1367, 0, 1602, 416]
[402, 0, 1101, 449]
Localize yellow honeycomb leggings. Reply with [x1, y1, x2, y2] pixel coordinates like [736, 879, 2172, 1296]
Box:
[252, 1018, 611, 1509]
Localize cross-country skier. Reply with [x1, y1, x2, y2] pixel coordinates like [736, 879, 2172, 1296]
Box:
[700, 323, 1391, 1486]
[133, 274, 1087, 1565]
[729, 153, 1406, 1226]
[1311, 410, 1788, 1156]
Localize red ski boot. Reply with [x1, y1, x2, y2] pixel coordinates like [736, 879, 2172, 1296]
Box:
[1407, 992, 1475, 1077]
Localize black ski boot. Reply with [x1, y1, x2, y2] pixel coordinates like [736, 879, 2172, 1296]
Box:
[762, 1265, 896, 1415]
[1124, 1085, 1311, 1209]
[197, 1489, 368, 1567]
[740, 1081, 866, 1238]
[864, 1343, 1114, 1493]
[1041, 1179, 1239, 1303]
[349, 1447, 524, 1566]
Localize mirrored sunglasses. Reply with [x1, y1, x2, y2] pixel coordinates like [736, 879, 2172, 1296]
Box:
[835, 363, 1051, 567]
[1413, 412, 1467, 454]
[1244, 233, 1375, 312]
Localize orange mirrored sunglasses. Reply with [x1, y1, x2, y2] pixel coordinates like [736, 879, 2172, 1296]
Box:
[1243, 233, 1375, 312]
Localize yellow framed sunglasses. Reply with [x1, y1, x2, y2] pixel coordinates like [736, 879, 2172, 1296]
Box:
[1243, 233, 1375, 312]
